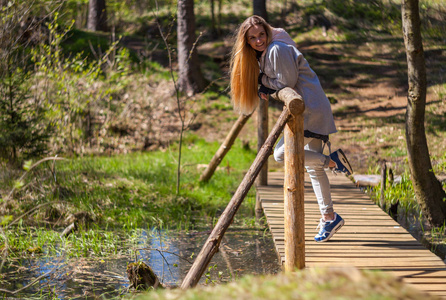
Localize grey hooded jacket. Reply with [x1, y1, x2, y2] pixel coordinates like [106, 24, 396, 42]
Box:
[259, 28, 337, 136]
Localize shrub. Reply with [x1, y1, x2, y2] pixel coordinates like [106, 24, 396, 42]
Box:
[0, 0, 53, 163]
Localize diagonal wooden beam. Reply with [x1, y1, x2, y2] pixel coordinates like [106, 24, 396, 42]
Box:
[181, 107, 291, 288]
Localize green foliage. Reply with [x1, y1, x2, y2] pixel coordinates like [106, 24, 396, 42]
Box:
[139, 268, 428, 300]
[0, 1, 53, 163]
[1, 215, 13, 226]
[1, 1, 157, 161]
[29, 14, 134, 154]
[141, 60, 172, 81]
[325, 0, 400, 30]
[62, 29, 110, 58]
[382, 172, 418, 213]
[300, 0, 401, 38]
[0, 67, 52, 162]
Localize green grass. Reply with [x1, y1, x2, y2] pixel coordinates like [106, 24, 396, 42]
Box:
[2, 137, 257, 229]
[1, 224, 141, 258]
[141, 60, 172, 81]
[1, 137, 258, 258]
[137, 267, 429, 300]
[62, 29, 111, 58]
[370, 171, 418, 214]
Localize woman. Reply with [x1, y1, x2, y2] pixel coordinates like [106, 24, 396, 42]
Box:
[230, 16, 353, 242]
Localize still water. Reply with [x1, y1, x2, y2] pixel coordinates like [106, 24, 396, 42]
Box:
[1, 226, 280, 299]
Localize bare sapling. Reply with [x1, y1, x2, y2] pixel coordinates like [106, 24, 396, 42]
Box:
[152, 1, 223, 194]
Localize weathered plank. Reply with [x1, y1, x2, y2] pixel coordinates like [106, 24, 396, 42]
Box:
[258, 171, 446, 299]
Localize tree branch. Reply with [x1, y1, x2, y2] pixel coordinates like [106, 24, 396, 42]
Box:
[0, 269, 54, 295]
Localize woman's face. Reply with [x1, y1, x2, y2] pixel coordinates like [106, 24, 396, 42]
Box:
[246, 24, 267, 52]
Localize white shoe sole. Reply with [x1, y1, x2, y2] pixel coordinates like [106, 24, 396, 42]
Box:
[315, 219, 345, 243]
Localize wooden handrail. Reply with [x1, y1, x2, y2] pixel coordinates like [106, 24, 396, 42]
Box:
[200, 113, 252, 182]
[181, 87, 305, 288]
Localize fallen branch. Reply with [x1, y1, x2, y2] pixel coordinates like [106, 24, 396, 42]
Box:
[0, 270, 54, 295]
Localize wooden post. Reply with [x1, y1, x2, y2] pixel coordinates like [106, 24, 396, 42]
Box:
[380, 160, 387, 209]
[256, 98, 269, 186]
[200, 113, 252, 182]
[389, 167, 394, 185]
[181, 108, 291, 289]
[283, 104, 305, 271]
[256, 97, 269, 220]
[271, 87, 305, 271]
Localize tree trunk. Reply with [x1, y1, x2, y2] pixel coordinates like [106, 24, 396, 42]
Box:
[402, 0, 446, 226]
[281, 0, 288, 26]
[177, 0, 206, 96]
[87, 0, 107, 32]
[253, 0, 268, 21]
[210, 0, 217, 37]
[217, 0, 223, 36]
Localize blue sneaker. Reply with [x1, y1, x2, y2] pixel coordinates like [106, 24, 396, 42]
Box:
[330, 149, 353, 176]
[314, 213, 344, 242]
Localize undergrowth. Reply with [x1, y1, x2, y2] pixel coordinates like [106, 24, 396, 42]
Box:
[1, 137, 257, 228]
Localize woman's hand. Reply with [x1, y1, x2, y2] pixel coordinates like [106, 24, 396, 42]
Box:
[258, 83, 276, 100]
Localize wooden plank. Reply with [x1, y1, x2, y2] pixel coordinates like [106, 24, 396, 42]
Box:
[268, 226, 412, 233]
[258, 171, 446, 299]
[403, 278, 446, 284]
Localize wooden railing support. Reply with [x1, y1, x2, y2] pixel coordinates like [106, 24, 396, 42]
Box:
[256, 98, 269, 186]
[283, 96, 305, 271]
[200, 113, 252, 182]
[380, 160, 387, 210]
[271, 88, 305, 272]
[182, 87, 305, 288]
[256, 97, 269, 220]
[181, 107, 291, 289]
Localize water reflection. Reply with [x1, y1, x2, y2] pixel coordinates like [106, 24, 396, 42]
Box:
[396, 207, 446, 261]
[136, 229, 181, 285]
[1, 226, 280, 298]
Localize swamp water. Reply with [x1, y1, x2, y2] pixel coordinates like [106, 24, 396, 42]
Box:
[1, 227, 280, 299]
[394, 207, 446, 262]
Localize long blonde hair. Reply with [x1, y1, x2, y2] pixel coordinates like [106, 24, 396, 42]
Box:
[230, 16, 272, 115]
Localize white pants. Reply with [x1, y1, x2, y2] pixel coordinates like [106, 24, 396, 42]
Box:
[273, 136, 333, 215]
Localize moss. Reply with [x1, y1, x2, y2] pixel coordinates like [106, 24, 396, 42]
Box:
[26, 246, 43, 254]
[127, 261, 162, 290]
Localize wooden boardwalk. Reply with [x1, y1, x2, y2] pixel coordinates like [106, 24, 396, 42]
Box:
[257, 172, 446, 298]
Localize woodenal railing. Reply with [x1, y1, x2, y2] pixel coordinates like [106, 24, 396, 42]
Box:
[181, 87, 305, 289]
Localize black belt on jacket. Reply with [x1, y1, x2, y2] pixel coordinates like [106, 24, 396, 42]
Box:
[304, 130, 329, 143]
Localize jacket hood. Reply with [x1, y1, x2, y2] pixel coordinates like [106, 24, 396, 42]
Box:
[271, 27, 297, 47]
